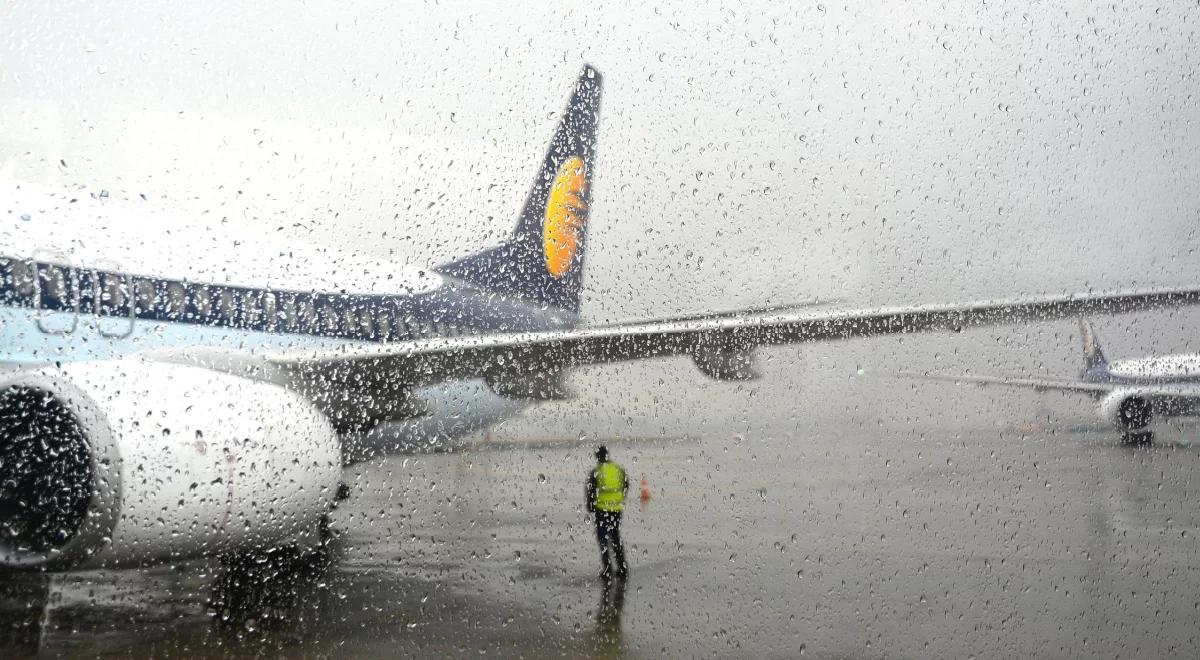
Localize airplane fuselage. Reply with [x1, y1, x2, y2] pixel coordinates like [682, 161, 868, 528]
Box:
[1101, 355, 1200, 385]
[2, 181, 568, 452]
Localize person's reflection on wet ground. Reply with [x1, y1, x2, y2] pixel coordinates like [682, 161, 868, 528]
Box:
[590, 576, 627, 659]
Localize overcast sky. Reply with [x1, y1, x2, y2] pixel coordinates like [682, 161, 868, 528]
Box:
[3, 1, 1199, 439]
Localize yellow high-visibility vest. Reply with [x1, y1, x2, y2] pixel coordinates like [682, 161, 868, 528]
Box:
[593, 462, 626, 512]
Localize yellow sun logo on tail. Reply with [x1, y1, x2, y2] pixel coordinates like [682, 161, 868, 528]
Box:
[543, 156, 588, 278]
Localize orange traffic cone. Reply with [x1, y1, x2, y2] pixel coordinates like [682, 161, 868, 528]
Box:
[639, 473, 652, 503]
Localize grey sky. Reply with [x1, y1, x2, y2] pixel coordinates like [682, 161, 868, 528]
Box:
[3, 1, 1199, 438]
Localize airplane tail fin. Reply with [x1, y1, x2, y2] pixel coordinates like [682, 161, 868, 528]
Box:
[1080, 319, 1110, 380]
[438, 65, 602, 315]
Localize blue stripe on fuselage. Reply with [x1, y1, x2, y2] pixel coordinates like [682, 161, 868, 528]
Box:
[0, 255, 576, 364]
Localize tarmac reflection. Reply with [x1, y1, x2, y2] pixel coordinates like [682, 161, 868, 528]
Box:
[0, 573, 49, 659]
[209, 544, 337, 640]
[7, 427, 1200, 657]
[591, 576, 627, 659]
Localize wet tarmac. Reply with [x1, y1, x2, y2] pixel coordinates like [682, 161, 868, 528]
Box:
[5, 422, 1200, 658]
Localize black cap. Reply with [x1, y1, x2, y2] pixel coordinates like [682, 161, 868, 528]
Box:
[595, 445, 608, 461]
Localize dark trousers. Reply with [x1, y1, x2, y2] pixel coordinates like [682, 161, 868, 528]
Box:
[594, 510, 628, 577]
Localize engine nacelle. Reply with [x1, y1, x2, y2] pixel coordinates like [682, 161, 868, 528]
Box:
[692, 345, 758, 381]
[1098, 389, 1153, 431]
[0, 359, 340, 570]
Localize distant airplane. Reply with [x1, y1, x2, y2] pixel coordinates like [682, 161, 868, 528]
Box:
[3, 65, 1200, 572]
[902, 320, 1200, 443]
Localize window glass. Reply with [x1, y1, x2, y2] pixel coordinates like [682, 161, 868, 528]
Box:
[134, 279, 157, 314]
[278, 294, 297, 331]
[99, 273, 128, 313]
[40, 264, 69, 306]
[319, 300, 339, 333]
[357, 306, 374, 337]
[166, 282, 187, 318]
[9, 260, 36, 298]
[260, 291, 276, 330]
[240, 290, 261, 326]
[191, 287, 212, 319]
[375, 308, 392, 341]
[216, 288, 237, 321]
[296, 297, 318, 332]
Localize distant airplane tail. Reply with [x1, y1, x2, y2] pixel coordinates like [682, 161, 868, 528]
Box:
[438, 65, 602, 315]
[1080, 319, 1111, 381]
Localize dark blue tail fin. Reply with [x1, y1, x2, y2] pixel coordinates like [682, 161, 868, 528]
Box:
[439, 65, 602, 314]
[1080, 319, 1111, 381]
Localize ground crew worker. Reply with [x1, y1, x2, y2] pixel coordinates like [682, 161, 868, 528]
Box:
[585, 445, 629, 579]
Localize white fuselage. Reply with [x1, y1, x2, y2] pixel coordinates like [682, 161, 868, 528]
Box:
[2, 179, 549, 451]
[1106, 355, 1200, 383]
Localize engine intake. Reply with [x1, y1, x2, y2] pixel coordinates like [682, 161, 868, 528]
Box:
[0, 386, 95, 554]
[1099, 390, 1155, 432]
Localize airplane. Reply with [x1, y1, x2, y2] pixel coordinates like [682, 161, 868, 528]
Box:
[3, 65, 1200, 573]
[900, 320, 1200, 443]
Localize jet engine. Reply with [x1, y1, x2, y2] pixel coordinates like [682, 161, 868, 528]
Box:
[0, 360, 340, 570]
[1098, 390, 1153, 433]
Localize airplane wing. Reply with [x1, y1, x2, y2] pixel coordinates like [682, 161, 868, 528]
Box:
[168, 286, 1200, 418]
[264, 285, 1199, 370]
[592, 298, 838, 327]
[895, 371, 1114, 394]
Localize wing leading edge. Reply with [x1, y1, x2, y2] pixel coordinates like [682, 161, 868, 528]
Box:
[895, 372, 1114, 394]
[251, 285, 1200, 396]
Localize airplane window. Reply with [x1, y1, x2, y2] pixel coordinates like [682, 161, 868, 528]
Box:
[99, 273, 128, 313]
[134, 279, 157, 314]
[277, 294, 297, 331]
[241, 290, 262, 326]
[357, 306, 374, 337]
[165, 282, 187, 318]
[191, 287, 213, 319]
[0, 261, 10, 298]
[375, 309, 392, 342]
[319, 300, 339, 333]
[39, 265, 69, 306]
[261, 292, 276, 331]
[216, 288, 237, 322]
[296, 297, 318, 332]
[399, 314, 415, 340]
[8, 259, 36, 299]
